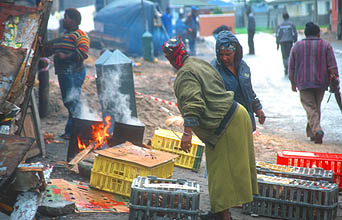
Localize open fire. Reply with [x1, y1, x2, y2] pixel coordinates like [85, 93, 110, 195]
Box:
[77, 116, 111, 151]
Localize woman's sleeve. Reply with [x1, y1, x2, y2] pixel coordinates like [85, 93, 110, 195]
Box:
[175, 72, 205, 127]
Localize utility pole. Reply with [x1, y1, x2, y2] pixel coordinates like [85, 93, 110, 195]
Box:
[141, 0, 154, 62]
[314, 0, 318, 23]
[338, 0, 342, 40]
[141, 0, 148, 32]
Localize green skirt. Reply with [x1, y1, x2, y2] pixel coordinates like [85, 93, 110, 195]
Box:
[205, 104, 258, 213]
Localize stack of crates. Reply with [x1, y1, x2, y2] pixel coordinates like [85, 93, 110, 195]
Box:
[277, 150, 342, 188]
[152, 128, 205, 172]
[256, 161, 334, 183]
[129, 176, 200, 220]
[89, 145, 177, 197]
[243, 174, 339, 220]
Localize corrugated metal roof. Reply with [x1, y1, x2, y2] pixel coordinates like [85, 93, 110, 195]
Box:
[267, 0, 326, 5]
[60, 0, 95, 10]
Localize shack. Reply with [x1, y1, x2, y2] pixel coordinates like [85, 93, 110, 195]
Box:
[0, 0, 53, 219]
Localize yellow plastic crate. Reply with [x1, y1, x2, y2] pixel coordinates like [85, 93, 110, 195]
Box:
[89, 145, 176, 197]
[152, 128, 205, 172]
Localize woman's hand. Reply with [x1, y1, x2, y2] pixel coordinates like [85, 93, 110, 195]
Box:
[256, 109, 266, 125]
[181, 126, 193, 153]
[181, 133, 192, 153]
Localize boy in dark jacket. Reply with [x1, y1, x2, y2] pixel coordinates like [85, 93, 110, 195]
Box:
[276, 12, 297, 75]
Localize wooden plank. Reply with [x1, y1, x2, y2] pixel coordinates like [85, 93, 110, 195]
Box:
[19, 89, 46, 160]
[30, 90, 46, 158]
[22, 106, 35, 138]
[20, 96, 41, 161]
[16, 167, 43, 172]
[22, 145, 41, 162]
[15, 0, 53, 135]
[0, 135, 34, 189]
[68, 144, 94, 167]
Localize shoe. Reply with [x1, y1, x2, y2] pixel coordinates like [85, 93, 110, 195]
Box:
[314, 130, 324, 144]
[60, 133, 70, 140]
[199, 211, 220, 220]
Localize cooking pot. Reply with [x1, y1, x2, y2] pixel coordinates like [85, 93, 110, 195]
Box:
[110, 120, 145, 147]
[68, 117, 103, 162]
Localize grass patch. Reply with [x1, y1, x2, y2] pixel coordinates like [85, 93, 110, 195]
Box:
[234, 27, 275, 34]
[296, 24, 329, 31]
[234, 27, 247, 34]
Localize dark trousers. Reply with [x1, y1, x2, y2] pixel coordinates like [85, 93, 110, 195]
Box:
[188, 37, 196, 56]
[57, 69, 86, 135]
[299, 88, 325, 138]
[248, 31, 255, 54]
[280, 42, 293, 75]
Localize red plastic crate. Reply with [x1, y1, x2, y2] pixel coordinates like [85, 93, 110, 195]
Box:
[277, 150, 342, 188]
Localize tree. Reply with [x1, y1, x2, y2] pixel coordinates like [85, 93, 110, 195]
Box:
[212, 7, 223, 14]
[248, 0, 266, 4]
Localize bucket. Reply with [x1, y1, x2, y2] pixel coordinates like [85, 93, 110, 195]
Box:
[110, 120, 145, 147]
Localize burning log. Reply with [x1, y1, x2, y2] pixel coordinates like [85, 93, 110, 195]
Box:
[68, 116, 111, 166]
[68, 142, 95, 167]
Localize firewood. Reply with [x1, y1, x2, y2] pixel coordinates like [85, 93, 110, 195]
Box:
[68, 143, 94, 167]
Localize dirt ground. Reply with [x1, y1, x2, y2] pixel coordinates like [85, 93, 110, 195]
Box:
[31, 38, 342, 220]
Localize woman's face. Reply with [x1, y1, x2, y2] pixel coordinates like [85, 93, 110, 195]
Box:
[164, 53, 180, 70]
[218, 48, 235, 68]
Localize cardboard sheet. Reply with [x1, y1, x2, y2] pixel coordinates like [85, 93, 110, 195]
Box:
[95, 143, 178, 168]
[43, 179, 129, 213]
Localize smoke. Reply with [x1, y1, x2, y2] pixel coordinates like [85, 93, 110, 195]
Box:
[79, 99, 102, 121]
[61, 61, 141, 128]
[64, 85, 102, 122]
[99, 65, 141, 125]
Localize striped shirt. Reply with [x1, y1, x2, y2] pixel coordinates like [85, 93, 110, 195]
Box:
[288, 36, 338, 90]
[49, 29, 89, 74]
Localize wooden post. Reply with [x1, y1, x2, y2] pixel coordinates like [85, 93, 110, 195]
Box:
[30, 89, 46, 158]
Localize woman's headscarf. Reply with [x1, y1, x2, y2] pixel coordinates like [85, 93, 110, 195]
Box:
[215, 31, 243, 71]
[162, 36, 188, 69]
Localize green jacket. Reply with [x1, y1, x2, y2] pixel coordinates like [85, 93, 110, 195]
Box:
[174, 56, 235, 148]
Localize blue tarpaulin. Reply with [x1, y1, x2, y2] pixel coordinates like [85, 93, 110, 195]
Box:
[94, 0, 168, 57]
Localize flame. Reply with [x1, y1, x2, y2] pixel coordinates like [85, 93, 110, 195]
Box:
[77, 136, 87, 150]
[77, 116, 112, 151]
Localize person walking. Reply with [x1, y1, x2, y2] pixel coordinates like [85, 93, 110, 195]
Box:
[162, 36, 258, 220]
[185, 6, 199, 55]
[288, 22, 339, 144]
[44, 8, 89, 141]
[161, 6, 173, 38]
[246, 11, 255, 55]
[175, 12, 186, 42]
[211, 31, 265, 132]
[276, 12, 297, 75]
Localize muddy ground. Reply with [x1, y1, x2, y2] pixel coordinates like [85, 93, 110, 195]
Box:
[24, 36, 342, 219]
